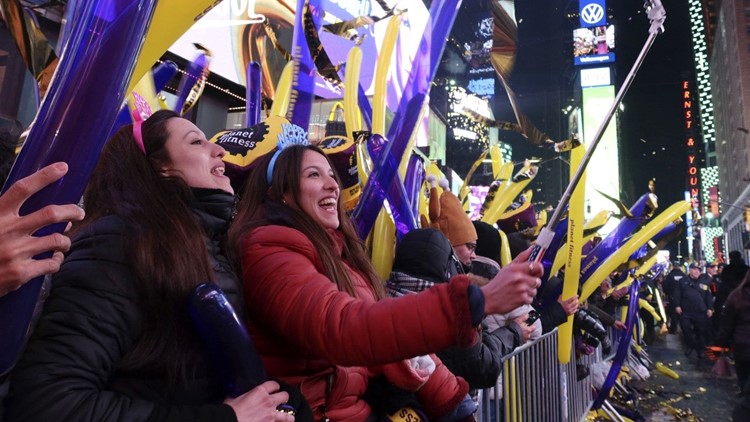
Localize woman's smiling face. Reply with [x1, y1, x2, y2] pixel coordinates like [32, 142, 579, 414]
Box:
[288, 150, 340, 230]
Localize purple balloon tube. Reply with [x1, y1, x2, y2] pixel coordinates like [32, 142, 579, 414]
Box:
[356, 0, 462, 238]
[174, 53, 208, 114]
[0, 0, 159, 375]
[592, 280, 640, 409]
[245, 62, 262, 127]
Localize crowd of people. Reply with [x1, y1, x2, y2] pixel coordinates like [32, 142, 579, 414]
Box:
[0, 113, 544, 422]
[657, 252, 750, 420]
[1, 111, 749, 421]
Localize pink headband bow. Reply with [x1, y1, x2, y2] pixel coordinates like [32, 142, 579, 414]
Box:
[131, 109, 146, 154]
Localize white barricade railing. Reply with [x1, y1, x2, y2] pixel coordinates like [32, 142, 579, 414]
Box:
[476, 328, 606, 422]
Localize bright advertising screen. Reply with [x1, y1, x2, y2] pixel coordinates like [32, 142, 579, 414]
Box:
[582, 85, 619, 230]
[169, 0, 429, 105]
[467, 185, 490, 221]
[573, 25, 615, 66]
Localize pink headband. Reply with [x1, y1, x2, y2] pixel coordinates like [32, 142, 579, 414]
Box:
[131, 109, 146, 154]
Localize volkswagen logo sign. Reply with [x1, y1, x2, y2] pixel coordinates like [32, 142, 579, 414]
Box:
[581, 3, 605, 25]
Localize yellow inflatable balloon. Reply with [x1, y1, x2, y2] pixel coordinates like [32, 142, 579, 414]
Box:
[579, 200, 691, 303]
[344, 46, 363, 139]
[559, 144, 586, 364]
[498, 229, 512, 267]
[128, 0, 219, 93]
[481, 162, 537, 224]
[270, 61, 294, 118]
[489, 144, 505, 179]
[373, 14, 402, 135]
[655, 362, 679, 379]
[639, 299, 662, 322]
[459, 150, 488, 206]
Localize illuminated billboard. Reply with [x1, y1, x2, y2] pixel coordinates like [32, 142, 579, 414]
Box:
[169, 0, 429, 104]
[580, 67, 611, 87]
[581, 85, 619, 224]
[579, 0, 606, 28]
[573, 25, 615, 66]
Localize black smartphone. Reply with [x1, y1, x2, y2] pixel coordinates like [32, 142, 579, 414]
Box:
[525, 310, 540, 325]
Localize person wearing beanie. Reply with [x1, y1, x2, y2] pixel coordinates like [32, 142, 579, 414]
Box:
[472, 221, 503, 266]
[421, 176, 478, 270]
[387, 228, 522, 391]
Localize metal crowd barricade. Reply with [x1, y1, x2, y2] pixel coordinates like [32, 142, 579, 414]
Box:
[476, 328, 605, 422]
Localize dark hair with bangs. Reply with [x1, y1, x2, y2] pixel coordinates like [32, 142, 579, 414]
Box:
[229, 144, 384, 298]
[79, 109, 214, 382]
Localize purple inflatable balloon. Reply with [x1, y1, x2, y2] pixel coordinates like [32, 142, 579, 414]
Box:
[245, 62, 262, 127]
[403, 154, 424, 218]
[0, 0, 159, 375]
[174, 52, 208, 115]
[579, 193, 655, 287]
[353, 0, 462, 238]
[285, 0, 324, 130]
[592, 279, 640, 410]
[357, 134, 417, 240]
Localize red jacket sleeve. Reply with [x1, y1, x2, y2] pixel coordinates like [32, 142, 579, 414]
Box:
[241, 226, 476, 366]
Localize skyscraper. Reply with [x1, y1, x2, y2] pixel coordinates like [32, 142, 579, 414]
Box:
[688, 0, 724, 262]
[710, 0, 750, 255]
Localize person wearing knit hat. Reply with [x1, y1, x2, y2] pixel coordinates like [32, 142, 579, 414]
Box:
[472, 221, 502, 267]
[421, 176, 478, 270]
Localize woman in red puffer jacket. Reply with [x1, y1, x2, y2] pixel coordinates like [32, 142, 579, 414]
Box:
[229, 142, 542, 422]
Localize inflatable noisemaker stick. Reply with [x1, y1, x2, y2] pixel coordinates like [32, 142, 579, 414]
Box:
[188, 283, 296, 415]
[0, 0, 160, 376]
[246, 62, 262, 126]
[528, 0, 666, 265]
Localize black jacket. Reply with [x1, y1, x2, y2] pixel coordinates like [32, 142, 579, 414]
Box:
[716, 262, 749, 315]
[673, 275, 713, 315]
[5, 191, 242, 421]
[662, 268, 685, 301]
[716, 283, 750, 360]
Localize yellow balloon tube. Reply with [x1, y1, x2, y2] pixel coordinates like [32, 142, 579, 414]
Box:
[270, 61, 294, 117]
[655, 362, 679, 379]
[579, 200, 691, 303]
[498, 229, 512, 267]
[373, 14, 402, 134]
[459, 150, 488, 205]
[481, 163, 536, 224]
[639, 298, 662, 322]
[371, 211, 396, 280]
[558, 144, 586, 364]
[128, 0, 219, 93]
[654, 288, 667, 323]
[489, 144, 505, 178]
[344, 46, 363, 139]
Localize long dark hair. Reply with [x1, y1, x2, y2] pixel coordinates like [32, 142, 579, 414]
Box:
[229, 144, 384, 298]
[80, 109, 214, 382]
[727, 270, 750, 310]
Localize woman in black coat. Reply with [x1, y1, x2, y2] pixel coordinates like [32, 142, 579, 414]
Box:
[717, 272, 750, 392]
[4, 111, 295, 422]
